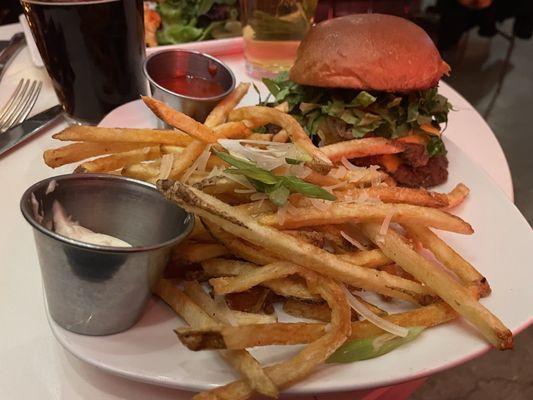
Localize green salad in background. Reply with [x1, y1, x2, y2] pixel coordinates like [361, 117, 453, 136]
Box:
[144, 0, 242, 46]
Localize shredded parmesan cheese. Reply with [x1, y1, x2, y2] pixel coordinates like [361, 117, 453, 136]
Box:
[158, 154, 174, 180]
[341, 157, 359, 171]
[285, 201, 300, 215]
[197, 145, 212, 173]
[328, 166, 348, 180]
[206, 166, 223, 180]
[234, 188, 256, 194]
[221, 171, 255, 190]
[342, 285, 409, 337]
[379, 211, 395, 236]
[310, 198, 332, 211]
[289, 164, 312, 179]
[340, 230, 368, 251]
[324, 181, 349, 191]
[250, 192, 268, 201]
[277, 204, 288, 225]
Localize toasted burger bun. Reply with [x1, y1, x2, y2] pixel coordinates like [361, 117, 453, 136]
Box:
[290, 14, 450, 92]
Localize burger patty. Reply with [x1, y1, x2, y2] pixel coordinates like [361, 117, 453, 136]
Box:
[399, 143, 430, 168]
[351, 143, 448, 188]
[393, 154, 448, 188]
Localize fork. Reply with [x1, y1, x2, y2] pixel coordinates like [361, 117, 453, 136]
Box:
[0, 78, 43, 133]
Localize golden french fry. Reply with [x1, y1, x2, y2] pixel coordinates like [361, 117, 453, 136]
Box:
[206, 154, 228, 170]
[283, 296, 385, 322]
[283, 299, 357, 322]
[161, 145, 185, 154]
[183, 281, 276, 326]
[192, 272, 351, 400]
[43, 142, 149, 168]
[142, 96, 219, 143]
[258, 203, 473, 234]
[166, 85, 251, 179]
[201, 258, 318, 301]
[52, 126, 192, 146]
[274, 102, 289, 112]
[169, 140, 206, 179]
[205, 82, 250, 127]
[236, 201, 277, 216]
[154, 279, 219, 329]
[210, 262, 301, 295]
[248, 133, 274, 141]
[154, 279, 278, 398]
[272, 129, 289, 143]
[121, 161, 160, 182]
[213, 121, 252, 139]
[320, 137, 405, 162]
[176, 323, 321, 350]
[338, 249, 392, 269]
[195, 176, 248, 195]
[159, 182, 434, 304]
[303, 168, 391, 188]
[229, 106, 332, 174]
[206, 223, 280, 265]
[446, 183, 470, 209]
[281, 229, 329, 247]
[338, 186, 450, 208]
[188, 216, 213, 241]
[404, 224, 490, 297]
[204, 221, 402, 301]
[360, 222, 512, 350]
[176, 302, 455, 351]
[219, 350, 279, 398]
[75, 146, 161, 173]
[174, 242, 229, 263]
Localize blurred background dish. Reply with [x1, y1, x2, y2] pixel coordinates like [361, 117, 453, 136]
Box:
[143, 0, 242, 47]
[240, 0, 318, 78]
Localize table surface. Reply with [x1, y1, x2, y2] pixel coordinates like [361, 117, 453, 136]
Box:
[0, 22, 515, 400]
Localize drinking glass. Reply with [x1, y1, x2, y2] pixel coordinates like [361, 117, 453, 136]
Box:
[240, 0, 318, 78]
[20, 0, 148, 125]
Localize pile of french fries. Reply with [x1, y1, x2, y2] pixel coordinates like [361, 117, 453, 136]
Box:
[44, 82, 512, 400]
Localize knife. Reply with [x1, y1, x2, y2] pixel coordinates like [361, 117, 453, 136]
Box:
[0, 32, 26, 83]
[0, 105, 63, 157]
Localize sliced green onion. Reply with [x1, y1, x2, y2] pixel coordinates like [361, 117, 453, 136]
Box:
[327, 327, 425, 363]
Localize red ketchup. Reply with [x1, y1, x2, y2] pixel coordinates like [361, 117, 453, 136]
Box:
[158, 75, 224, 98]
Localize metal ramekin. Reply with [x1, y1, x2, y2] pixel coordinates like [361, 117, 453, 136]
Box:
[143, 49, 236, 124]
[20, 174, 194, 335]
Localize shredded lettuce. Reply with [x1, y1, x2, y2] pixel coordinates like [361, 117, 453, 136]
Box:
[262, 72, 452, 157]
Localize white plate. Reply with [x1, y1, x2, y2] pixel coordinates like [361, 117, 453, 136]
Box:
[46, 88, 533, 393]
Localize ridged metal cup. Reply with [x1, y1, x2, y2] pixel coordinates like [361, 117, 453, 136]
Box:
[20, 174, 194, 336]
[143, 49, 236, 125]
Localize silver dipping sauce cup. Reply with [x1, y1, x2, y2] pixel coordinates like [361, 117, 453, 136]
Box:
[143, 49, 236, 125]
[20, 174, 194, 336]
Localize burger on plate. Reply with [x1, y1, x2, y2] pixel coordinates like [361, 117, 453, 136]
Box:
[262, 14, 452, 188]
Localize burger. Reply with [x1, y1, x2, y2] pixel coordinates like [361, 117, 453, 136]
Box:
[262, 14, 452, 188]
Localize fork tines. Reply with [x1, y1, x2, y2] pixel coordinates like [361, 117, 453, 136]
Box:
[0, 78, 43, 133]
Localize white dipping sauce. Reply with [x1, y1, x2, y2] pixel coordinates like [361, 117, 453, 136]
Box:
[52, 201, 131, 247]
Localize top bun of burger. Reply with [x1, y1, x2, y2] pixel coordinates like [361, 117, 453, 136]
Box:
[290, 14, 450, 92]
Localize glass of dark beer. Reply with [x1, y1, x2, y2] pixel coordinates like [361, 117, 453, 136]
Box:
[20, 0, 147, 125]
